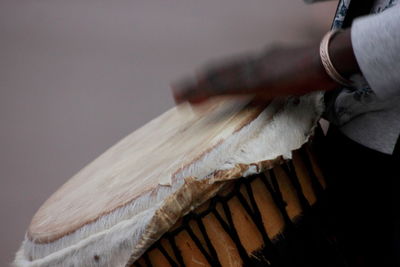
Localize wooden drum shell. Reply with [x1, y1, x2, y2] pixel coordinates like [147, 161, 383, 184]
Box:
[133, 143, 336, 267]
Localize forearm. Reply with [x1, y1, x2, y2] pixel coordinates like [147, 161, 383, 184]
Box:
[172, 27, 362, 104]
[274, 28, 360, 97]
[328, 28, 361, 79]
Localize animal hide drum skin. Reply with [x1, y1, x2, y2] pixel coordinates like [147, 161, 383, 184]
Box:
[14, 93, 324, 267]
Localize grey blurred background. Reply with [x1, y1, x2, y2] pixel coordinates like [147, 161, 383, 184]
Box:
[0, 0, 337, 265]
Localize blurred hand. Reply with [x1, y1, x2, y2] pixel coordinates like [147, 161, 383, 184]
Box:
[172, 43, 339, 106]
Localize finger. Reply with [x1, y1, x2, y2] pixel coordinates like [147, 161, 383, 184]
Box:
[171, 77, 211, 105]
[172, 54, 266, 105]
[196, 55, 262, 96]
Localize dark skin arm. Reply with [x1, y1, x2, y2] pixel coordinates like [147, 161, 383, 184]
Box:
[172, 28, 361, 105]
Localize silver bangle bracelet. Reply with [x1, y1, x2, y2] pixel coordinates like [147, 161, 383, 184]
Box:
[320, 29, 353, 87]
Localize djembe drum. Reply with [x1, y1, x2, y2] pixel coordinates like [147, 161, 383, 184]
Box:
[15, 93, 345, 267]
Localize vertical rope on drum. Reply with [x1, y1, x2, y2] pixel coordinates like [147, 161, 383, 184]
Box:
[261, 169, 300, 267]
[212, 196, 251, 264]
[195, 214, 222, 266]
[142, 252, 153, 267]
[156, 242, 179, 267]
[183, 214, 222, 267]
[282, 161, 311, 211]
[166, 233, 186, 267]
[298, 147, 324, 200]
[236, 180, 278, 264]
[261, 171, 292, 226]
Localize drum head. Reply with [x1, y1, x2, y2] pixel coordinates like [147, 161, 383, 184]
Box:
[16, 94, 323, 267]
[28, 98, 268, 243]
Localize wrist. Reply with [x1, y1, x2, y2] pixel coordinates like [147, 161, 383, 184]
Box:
[328, 28, 361, 78]
[308, 44, 339, 91]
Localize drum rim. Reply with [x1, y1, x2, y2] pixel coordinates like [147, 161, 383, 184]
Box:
[16, 93, 324, 267]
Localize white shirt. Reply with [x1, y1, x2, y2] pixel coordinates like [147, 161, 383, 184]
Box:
[311, 0, 400, 154]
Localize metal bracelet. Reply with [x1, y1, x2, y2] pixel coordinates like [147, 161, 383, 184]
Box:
[320, 29, 353, 87]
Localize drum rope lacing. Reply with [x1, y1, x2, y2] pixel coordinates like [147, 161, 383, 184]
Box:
[132, 146, 336, 267]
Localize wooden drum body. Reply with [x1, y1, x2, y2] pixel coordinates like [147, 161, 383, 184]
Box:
[133, 145, 336, 267]
[15, 94, 337, 267]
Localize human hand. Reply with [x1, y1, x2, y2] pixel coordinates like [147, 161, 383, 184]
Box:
[172, 43, 340, 106]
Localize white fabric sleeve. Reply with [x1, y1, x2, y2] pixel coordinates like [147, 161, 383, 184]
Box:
[351, 5, 400, 99]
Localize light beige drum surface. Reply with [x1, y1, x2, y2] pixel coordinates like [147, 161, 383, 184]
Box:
[15, 93, 323, 267]
[28, 99, 268, 243]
